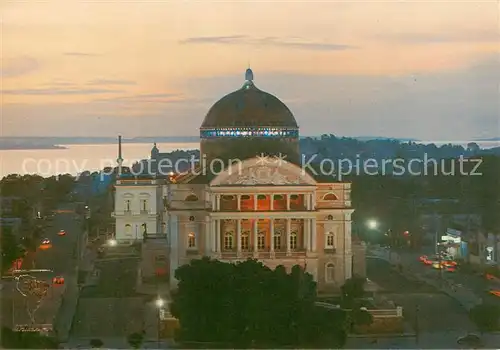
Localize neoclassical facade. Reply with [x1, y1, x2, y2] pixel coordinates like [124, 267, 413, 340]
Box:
[112, 69, 360, 292]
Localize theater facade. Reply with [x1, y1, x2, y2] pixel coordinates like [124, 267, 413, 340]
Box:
[112, 69, 365, 292]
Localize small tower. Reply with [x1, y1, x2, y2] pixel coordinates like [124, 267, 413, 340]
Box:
[117, 135, 123, 176]
[151, 142, 159, 158]
[244, 68, 254, 88]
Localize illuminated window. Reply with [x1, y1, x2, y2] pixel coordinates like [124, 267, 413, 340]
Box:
[258, 232, 266, 250]
[325, 263, 335, 282]
[274, 231, 282, 250]
[241, 232, 250, 250]
[188, 232, 196, 248]
[290, 231, 298, 250]
[326, 232, 335, 248]
[224, 232, 234, 250]
[322, 193, 338, 201]
[125, 224, 132, 235]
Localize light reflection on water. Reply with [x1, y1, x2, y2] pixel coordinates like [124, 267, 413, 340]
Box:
[0, 142, 198, 177]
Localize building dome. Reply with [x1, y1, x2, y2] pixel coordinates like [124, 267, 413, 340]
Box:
[200, 69, 298, 128]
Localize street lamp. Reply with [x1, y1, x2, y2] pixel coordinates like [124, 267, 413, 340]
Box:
[155, 298, 164, 348]
[107, 239, 117, 247]
[367, 220, 378, 230]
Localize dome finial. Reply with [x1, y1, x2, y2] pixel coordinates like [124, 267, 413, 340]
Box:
[245, 67, 254, 82]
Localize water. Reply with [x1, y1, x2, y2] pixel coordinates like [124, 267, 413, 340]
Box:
[0, 142, 198, 177]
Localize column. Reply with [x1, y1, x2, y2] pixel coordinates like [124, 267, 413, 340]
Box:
[270, 219, 275, 255]
[215, 219, 221, 253]
[286, 195, 291, 210]
[311, 193, 316, 210]
[254, 194, 258, 211]
[270, 195, 274, 211]
[286, 219, 291, 255]
[216, 195, 221, 211]
[304, 219, 310, 251]
[205, 217, 211, 255]
[211, 219, 216, 252]
[237, 195, 241, 211]
[253, 220, 258, 254]
[311, 218, 317, 252]
[169, 215, 179, 287]
[236, 219, 242, 256]
[211, 195, 216, 211]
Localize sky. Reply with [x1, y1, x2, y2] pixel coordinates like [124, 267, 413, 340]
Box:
[2, 0, 499, 141]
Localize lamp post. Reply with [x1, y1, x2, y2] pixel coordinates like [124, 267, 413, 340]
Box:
[155, 297, 164, 348]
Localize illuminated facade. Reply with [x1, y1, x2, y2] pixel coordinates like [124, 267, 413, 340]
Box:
[113, 69, 361, 292]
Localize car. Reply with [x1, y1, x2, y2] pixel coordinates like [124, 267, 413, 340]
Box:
[419, 255, 428, 262]
[41, 238, 51, 245]
[489, 290, 500, 297]
[58, 230, 66, 236]
[456, 333, 482, 347]
[52, 276, 65, 285]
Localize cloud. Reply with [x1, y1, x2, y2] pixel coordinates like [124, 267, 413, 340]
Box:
[94, 93, 185, 103]
[63, 52, 100, 57]
[380, 31, 500, 44]
[1, 56, 40, 78]
[87, 79, 137, 86]
[3, 88, 123, 96]
[179, 35, 356, 51]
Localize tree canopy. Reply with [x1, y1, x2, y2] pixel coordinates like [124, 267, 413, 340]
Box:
[1, 226, 25, 273]
[469, 303, 500, 333]
[170, 258, 348, 348]
[1, 327, 58, 349]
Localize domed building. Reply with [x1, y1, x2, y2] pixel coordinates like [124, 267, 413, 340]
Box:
[112, 69, 365, 295]
[200, 69, 300, 164]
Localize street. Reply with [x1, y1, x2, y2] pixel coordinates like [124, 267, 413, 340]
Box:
[367, 257, 476, 333]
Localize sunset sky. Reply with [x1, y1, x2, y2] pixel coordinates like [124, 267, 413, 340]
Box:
[2, 1, 499, 141]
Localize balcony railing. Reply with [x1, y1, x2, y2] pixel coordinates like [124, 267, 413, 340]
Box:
[219, 249, 307, 259]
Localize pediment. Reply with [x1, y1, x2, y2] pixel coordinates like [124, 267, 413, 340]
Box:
[210, 157, 316, 186]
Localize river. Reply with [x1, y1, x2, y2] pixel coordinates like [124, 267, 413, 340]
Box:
[0, 142, 198, 177]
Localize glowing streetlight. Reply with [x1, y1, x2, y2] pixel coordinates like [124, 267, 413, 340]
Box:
[367, 220, 378, 230]
[155, 298, 165, 308]
[107, 239, 117, 247]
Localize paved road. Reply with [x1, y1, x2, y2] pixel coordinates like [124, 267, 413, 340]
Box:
[32, 204, 83, 276]
[367, 258, 476, 333]
[391, 248, 500, 305]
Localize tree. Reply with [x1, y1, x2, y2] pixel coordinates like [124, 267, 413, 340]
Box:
[171, 258, 347, 348]
[340, 276, 366, 308]
[1, 227, 25, 273]
[469, 303, 500, 333]
[127, 332, 144, 349]
[89, 338, 104, 348]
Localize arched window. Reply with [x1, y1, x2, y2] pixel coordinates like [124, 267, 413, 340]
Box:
[241, 195, 251, 200]
[125, 200, 131, 212]
[290, 195, 299, 200]
[273, 195, 284, 200]
[187, 232, 196, 248]
[258, 232, 266, 250]
[325, 263, 335, 282]
[140, 199, 148, 212]
[161, 222, 166, 233]
[125, 224, 132, 235]
[290, 231, 298, 250]
[185, 194, 198, 202]
[257, 194, 267, 200]
[241, 231, 250, 250]
[221, 195, 235, 201]
[327, 215, 334, 220]
[274, 230, 282, 250]
[326, 232, 335, 248]
[323, 192, 338, 201]
[141, 223, 147, 235]
[224, 232, 234, 250]
[189, 216, 195, 222]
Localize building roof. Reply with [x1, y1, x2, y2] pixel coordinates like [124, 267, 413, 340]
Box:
[200, 69, 298, 129]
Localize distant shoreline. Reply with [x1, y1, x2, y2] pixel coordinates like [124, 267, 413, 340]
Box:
[0, 145, 67, 151]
